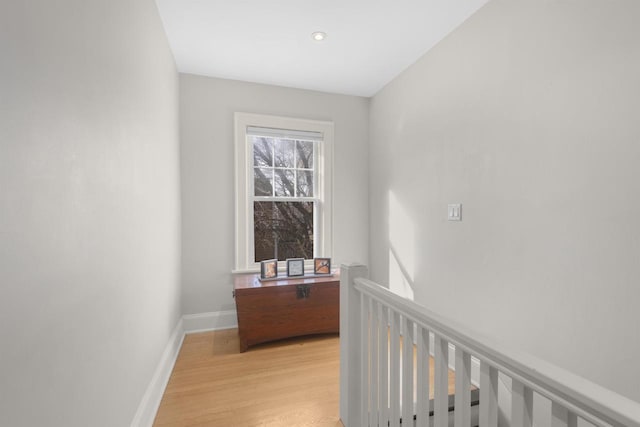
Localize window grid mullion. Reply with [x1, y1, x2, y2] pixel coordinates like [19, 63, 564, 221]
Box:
[293, 141, 298, 198]
[270, 143, 275, 197]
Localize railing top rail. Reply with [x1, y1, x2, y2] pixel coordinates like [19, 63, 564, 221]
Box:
[352, 276, 640, 427]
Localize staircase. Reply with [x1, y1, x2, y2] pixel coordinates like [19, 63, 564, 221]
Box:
[401, 389, 480, 427]
[339, 264, 640, 427]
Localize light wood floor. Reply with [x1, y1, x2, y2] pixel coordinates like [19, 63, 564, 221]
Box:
[154, 329, 460, 427]
[154, 330, 343, 426]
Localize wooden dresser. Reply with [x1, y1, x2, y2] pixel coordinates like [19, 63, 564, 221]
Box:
[233, 272, 340, 352]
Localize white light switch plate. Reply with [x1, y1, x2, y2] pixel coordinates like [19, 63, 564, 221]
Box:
[448, 204, 462, 221]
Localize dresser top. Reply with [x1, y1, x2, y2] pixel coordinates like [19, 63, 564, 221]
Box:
[234, 271, 340, 290]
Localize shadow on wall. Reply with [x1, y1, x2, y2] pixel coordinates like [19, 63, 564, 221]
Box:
[388, 190, 415, 301]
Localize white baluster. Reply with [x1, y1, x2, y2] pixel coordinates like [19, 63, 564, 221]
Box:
[370, 299, 379, 427]
[403, 317, 415, 427]
[434, 336, 449, 427]
[416, 327, 430, 427]
[361, 293, 369, 425]
[390, 310, 401, 427]
[512, 378, 533, 427]
[479, 362, 498, 427]
[339, 264, 368, 427]
[454, 348, 471, 427]
[379, 304, 389, 427]
[551, 402, 579, 427]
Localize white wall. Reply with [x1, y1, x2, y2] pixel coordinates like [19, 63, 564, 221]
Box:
[0, 1, 181, 426]
[180, 74, 369, 315]
[369, 0, 640, 402]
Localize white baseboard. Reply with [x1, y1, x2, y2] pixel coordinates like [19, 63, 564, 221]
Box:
[131, 310, 238, 427]
[130, 318, 185, 427]
[182, 310, 238, 334]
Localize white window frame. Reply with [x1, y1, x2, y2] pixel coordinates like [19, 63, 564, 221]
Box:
[234, 112, 333, 273]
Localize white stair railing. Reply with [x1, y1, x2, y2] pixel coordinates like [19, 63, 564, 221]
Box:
[339, 264, 640, 427]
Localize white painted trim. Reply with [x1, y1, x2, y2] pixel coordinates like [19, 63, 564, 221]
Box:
[130, 318, 185, 427]
[183, 310, 238, 334]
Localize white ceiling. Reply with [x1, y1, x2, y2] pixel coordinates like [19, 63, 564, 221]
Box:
[155, 0, 489, 97]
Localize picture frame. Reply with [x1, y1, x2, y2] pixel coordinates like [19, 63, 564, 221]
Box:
[286, 258, 305, 277]
[313, 257, 331, 275]
[260, 259, 278, 280]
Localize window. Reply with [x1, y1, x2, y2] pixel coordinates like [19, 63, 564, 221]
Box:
[234, 113, 333, 272]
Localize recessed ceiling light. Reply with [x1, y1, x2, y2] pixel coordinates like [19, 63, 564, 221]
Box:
[311, 31, 327, 41]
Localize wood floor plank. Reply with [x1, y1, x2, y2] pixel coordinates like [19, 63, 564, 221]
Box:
[154, 330, 343, 427]
[154, 329, 469, 426]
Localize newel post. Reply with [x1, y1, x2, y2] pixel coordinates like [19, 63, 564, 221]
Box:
[340, 263, 369, 427]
